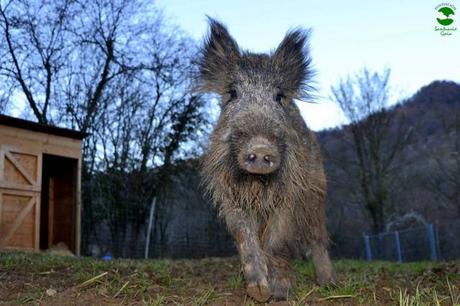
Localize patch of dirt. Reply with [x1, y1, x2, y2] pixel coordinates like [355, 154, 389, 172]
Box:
[0, 252, 459, 305]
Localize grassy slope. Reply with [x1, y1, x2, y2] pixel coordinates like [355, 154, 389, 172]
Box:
[0, 251, 459, 305]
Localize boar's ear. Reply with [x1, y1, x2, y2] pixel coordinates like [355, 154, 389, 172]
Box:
[273, 29, 314, 100]
[198, 18, 240, 93]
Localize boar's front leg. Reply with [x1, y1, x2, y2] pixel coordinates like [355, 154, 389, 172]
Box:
[225, 209, 272, 302]
[311, 241, 336, 286]
[260, 210, 295, 300]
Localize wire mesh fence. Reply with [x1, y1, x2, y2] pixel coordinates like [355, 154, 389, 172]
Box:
[436, 220, 460, 261]
[363, 222, 460, 262]
[81, 207, 460, 261]
[78, 162, 460, 261]
[81, 198, 237, 259]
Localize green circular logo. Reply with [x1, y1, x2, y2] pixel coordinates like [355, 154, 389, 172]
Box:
[437, 6, 455, 26]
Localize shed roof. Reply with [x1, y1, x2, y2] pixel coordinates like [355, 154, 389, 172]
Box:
[0, 114, 88, 140]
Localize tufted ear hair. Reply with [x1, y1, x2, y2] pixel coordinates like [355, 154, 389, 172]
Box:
[198, 18, 240, 93]
[272, 29, 314, 100]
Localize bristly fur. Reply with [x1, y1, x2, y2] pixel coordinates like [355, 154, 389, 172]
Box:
[271, 28, 315, 101]
[198, 18, 315, 101]
[197, 17, 241, 94]
[198, 18, 335, 300]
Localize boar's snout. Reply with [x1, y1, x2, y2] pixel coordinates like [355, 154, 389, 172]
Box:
[238, 136, 280, 175]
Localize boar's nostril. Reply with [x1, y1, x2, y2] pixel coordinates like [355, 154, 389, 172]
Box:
[263, 155, 272, 164]
[247, 154, 257, 162]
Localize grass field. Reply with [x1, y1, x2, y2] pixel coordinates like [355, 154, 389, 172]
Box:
[0, 251, 459, 305]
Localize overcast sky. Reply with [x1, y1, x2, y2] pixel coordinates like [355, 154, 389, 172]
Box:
[157, 0, 460, 130]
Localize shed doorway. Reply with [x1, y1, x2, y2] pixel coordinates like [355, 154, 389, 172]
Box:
[40, 154, 78, 253]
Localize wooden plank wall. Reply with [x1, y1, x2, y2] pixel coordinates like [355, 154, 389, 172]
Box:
[0, 124, 82, 254]
[0, 148, 41, 250]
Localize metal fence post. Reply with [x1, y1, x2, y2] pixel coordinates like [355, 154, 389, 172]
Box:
[434, 222, 442, 261]
[394, 231, 403, 263]
[426, 223, 438, 261]
[363, 234, 372, 261]
[144, 197, 157, 259]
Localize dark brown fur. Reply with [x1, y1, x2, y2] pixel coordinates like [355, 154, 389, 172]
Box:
[199, 19, 335, 301]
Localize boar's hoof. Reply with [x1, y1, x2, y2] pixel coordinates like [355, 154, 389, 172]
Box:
[270, 276, 292, 300]
[315, 271, 337, 287]
[247, 283, 272, 302]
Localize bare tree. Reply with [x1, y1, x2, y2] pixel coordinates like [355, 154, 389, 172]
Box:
[0, 0, 77, 123]
[330, 68, 412, 233]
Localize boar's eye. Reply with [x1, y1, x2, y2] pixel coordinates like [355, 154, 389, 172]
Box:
[275, 93, 285, 105]
[227, 89, 238, 102]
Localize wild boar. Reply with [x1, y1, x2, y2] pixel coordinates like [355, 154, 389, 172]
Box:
[199, 19, 335, 301]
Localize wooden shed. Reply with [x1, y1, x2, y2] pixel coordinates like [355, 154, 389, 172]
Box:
[0, 115, 86, 255]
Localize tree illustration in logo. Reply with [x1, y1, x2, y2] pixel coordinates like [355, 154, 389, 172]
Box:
[437, 7, 455, 26]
